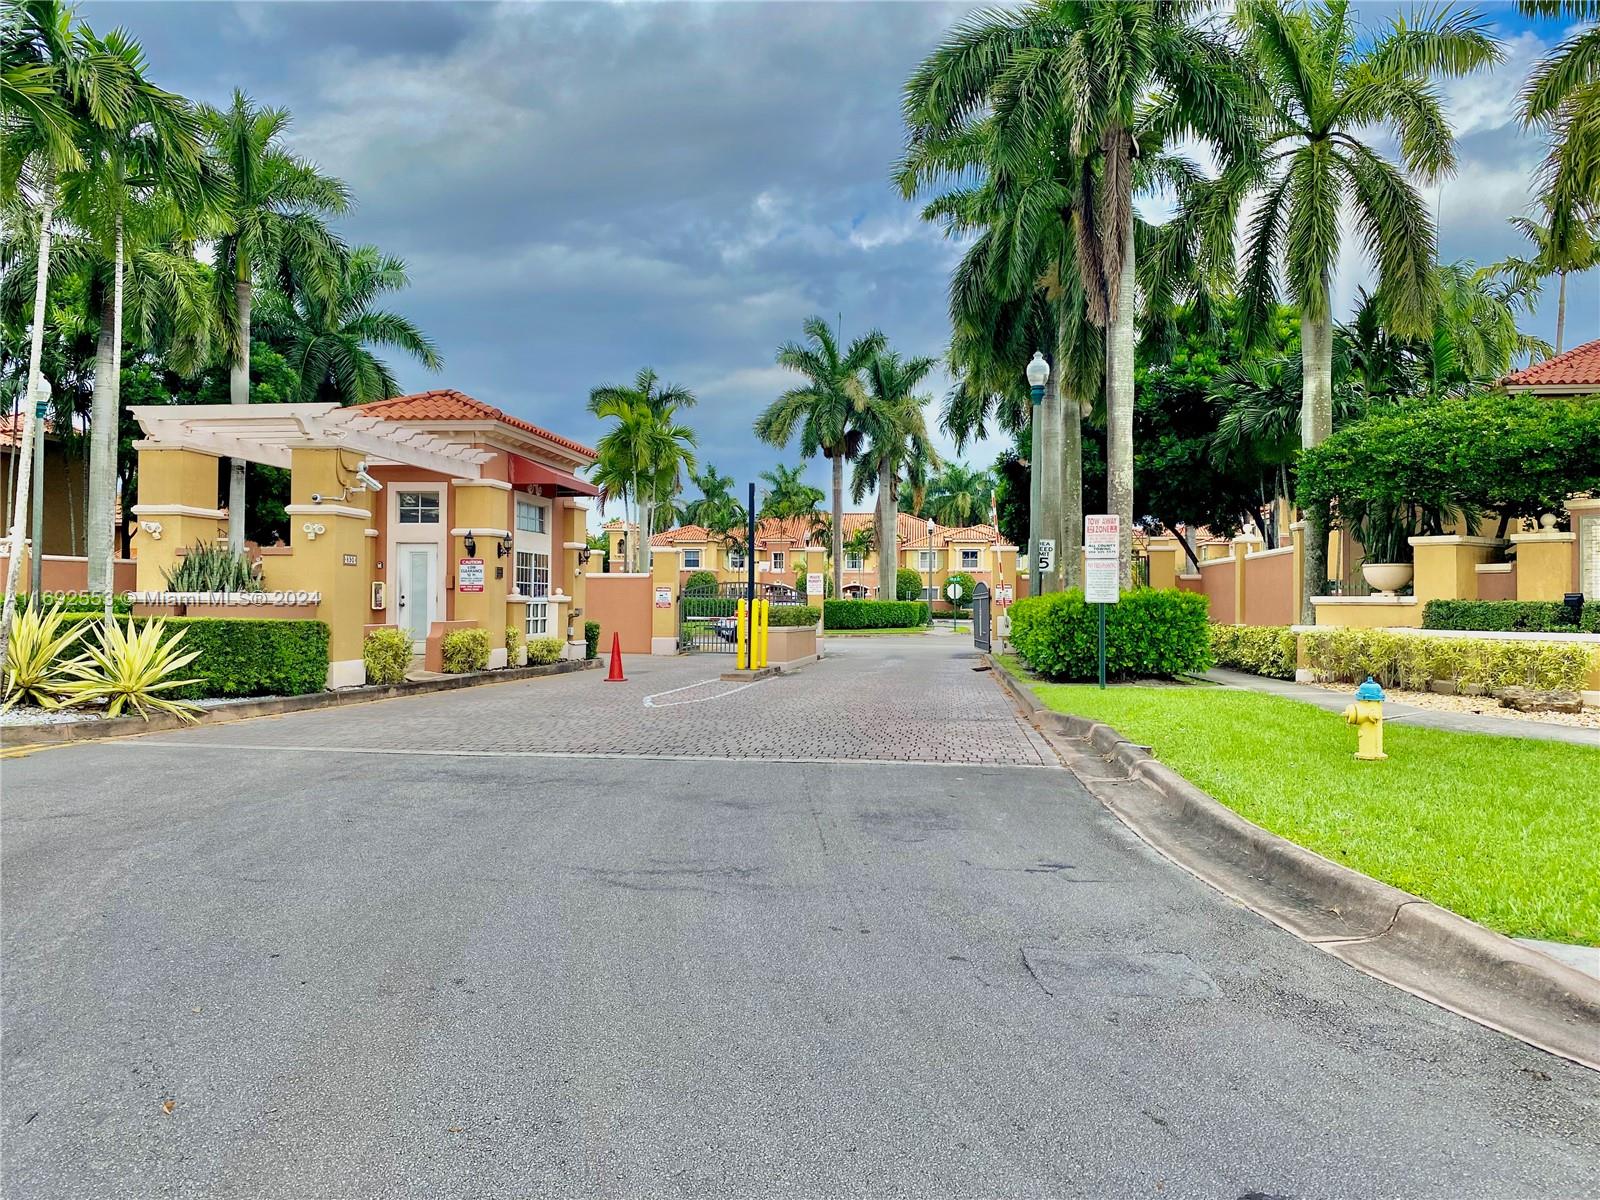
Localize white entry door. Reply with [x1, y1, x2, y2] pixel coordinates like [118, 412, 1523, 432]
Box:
[396, 543, 438, 649]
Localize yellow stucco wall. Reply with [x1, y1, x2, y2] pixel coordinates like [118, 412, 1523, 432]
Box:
[1511, 532, 1577, 602]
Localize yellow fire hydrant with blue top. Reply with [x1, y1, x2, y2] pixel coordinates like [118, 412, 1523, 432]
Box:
[1343, 676, 1387, 761]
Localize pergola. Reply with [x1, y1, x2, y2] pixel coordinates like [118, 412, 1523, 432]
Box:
[128, 403, 494, 476]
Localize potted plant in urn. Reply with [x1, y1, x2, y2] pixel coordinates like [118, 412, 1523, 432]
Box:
[1356, 505, 1416, 595]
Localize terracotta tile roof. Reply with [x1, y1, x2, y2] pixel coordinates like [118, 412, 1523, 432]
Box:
[646, 512, 1015, 550]
[1501, 339, 1600, 392]
[354, 389, 596, 459]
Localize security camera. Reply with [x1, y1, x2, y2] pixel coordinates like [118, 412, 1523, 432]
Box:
[356, 468, 382, 493]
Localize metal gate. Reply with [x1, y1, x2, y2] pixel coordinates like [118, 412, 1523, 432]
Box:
[971, 582, 991, 652]
[679, 581, 801, 652]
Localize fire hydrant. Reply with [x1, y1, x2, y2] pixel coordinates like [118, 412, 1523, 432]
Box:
[1343, 677, 1387, 761]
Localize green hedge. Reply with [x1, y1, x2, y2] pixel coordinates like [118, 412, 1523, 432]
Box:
[584, 620, 601, 660]
[823, 599, 930, 629]
[1302, 628, 1598, 692]
[1422, 599, 1587, 633]
[895, 568, 923, 602]
[1209, 624, 1298, 680]
[1009, 588, 1212, 680]
[441, 627, 490, 673]
[363, 628, 411, 685]
[56, 615, 331, 697]
[21, 592, 131, 614]
[684, 569, 719, 593]
[769, 604, 820, 628]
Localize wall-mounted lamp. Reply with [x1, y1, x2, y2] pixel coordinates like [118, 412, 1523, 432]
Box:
[576, 545, 593, 566]
[463, 533, 477, 557]
[139, 520, 163, 541]
[302, 522, 327, 542]
[496, 535, 513, 559]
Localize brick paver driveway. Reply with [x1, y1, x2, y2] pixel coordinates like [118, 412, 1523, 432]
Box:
[5, 636, 1596, 1199]
[149, 637, 1056, 765]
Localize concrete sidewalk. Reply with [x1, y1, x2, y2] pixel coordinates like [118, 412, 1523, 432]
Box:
[1203, 668, 1600, 748]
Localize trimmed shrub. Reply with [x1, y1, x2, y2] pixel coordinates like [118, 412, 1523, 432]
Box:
[1423, 599, 1581, 633]
[896, 568, 923, 602]
[1301, 628, 1597, 693]
[823, 599, 930, 629]
[684, 569, 719, 593]
[22, 591, 130, 615]
[441, 627, 490, 673]
[945, 571, 976, 613]
[769, 604, 820, 628]
[364, 628, 412, 685]
[58, 615, 329, 696]
[1009, 588, 1212, 681]
[504, 625, 525, 665]
[584, 620, 601, 659]
[527, 636, 564, 665]
[1209, 624, 1298, 680]
[1585, 606, 1600, 634]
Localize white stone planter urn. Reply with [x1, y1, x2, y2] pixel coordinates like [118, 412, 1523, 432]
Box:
[1361, 562, 1414, 595]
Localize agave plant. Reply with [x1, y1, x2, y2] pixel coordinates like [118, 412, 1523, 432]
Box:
[2, 606, 90, 711]
[162, 544, 260, 593]
[55, 619, 204, 722]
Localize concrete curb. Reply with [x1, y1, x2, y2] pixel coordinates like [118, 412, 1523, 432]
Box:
[1, 658, 601, 751]
[988, 654, 1600, 1072]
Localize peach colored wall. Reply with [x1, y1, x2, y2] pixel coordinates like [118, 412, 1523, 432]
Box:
[0, 553, 135, 594]
[1477, 566, 1516, 602]
[584, 574, 653, 655]
[1242, 551, 1294, 626]
[1176, 574, 1202, 595]
[1197, 558, 1234, 623]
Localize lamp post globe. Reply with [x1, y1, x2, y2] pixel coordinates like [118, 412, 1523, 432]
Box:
[1025, 353, 1049, 599]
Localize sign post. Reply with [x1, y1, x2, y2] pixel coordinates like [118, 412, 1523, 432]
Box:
[1083, 515, 1120, 689]
[945, 580, 962, 630]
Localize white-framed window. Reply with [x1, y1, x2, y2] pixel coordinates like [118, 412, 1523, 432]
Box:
[518, 549, 551, 637]
[682, 548, 701, 569]
[845, 553, 864, 571]
[921, 586, 937, 601]
[918, 550, 937, 570]
[527, 601, 549, 637]
[398, 491, 440, 524]
[515, 550, 534, 596]
[960, 548, 980, 569]
[770, 551, 785, 572]
[729, 549, 746, 570]
[515, 498, 546, 534]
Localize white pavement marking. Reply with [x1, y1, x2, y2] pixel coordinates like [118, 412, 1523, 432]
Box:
[641, 675, 770, 708]
[109, 741, 1061, 770]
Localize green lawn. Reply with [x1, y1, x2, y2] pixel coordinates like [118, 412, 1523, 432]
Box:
[998, 656, 1600, 945]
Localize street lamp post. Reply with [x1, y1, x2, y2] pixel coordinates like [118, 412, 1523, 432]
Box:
[1025, 352, 1049, 600]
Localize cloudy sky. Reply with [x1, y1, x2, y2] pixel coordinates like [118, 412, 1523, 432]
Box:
[82, 0, 1596, 523]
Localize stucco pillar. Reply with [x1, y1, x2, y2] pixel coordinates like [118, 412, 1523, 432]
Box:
[650, 546, 680, 655]
[1409, 535, 1507, 606]
[131, 444, 226, 592]
[1146, 538, 1179, 591]
[283, 448, 376, 687]
[450, 478, 512, 667]
[1510, 529, 1578, 602]
[1565, 498, 1600, 600]
[1290, 521, 1306, 626]
[1231, 535, 1258, 627]
[560, 500, 590, 657]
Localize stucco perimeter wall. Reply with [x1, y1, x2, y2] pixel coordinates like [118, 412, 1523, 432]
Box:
[585, 573, 653, 656]
[1196, 557, 1235, 624]
[0, 554, 135, 594]
[1242, 548, 1294, 627]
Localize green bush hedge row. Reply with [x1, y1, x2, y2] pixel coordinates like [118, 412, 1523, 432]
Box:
[585, 620, 601, 660]
[441, 627, 490, 673]
[22, 592, 132, 614]
[822, 599, 930, 629]
[1009, 588, 1212, 681]
[527, 635, 564, 664]
[363, 628, 412, 685]
[1422, 599, 1596, 633]
[58, 614, 330, 697]
[1302, 628, 1598, 692]
[1209, 624, 1298, 680]
[895, 568, 923, 601]
[769, 604, 820, 628]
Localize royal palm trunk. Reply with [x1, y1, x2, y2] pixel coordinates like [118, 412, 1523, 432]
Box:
[831, 452, 844, 599]
[1106, 211, 1136, 590]
[227, 276, 252, 552]
[86, 272, 118, 597]
[878, 455, 896, 600]
[1300, 303, 1334, 622]
[1037, 369, 1065, 594]
[1061, 384, 1084, 590]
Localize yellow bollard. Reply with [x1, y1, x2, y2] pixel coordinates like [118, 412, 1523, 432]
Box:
[1342, 676, 1387, 760]
[735, 597, 747, 670]
[758, 599, 770, 668]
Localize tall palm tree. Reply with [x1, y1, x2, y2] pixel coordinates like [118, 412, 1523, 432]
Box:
[201, 90, 348, 552]
[587, 368, 697, 570]
[853, 349, 938, 600]
[756, 462, 824, 522]
[1493, 205, 1599, 355]
[1519, 0, 1600, 257]
[255, 244, 440, 404]
[903, 0, 1252, 588]
[755, 315, 885, 598]
[922, 461, 995, 530]
[59, 25, 211, 603]
[681, 463, 744, 532]
[0, 0, 136, 658]
[1232, 0, 1499, 619]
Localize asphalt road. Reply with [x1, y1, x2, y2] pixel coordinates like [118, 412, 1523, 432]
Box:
[2, 641, 1596, 1198]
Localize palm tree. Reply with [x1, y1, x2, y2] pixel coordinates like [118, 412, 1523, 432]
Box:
[1232, 0, 1499, 619]
[255, 244, 440, 404]
[755, 315, 885, 598]
[1493, 205, 1600, 355]
[853, 349, 938, 600]
[201, 90, 348, 552]
[1, 0, 137, 658]
[1424, 261, 1550, 394]
[756, 462, 824, 522]
[59, 25, 212, 603]
[923, 461, 995, 530]
[1519, 1, 1600, 257]
[681, 463, 744, 532]
[903, 1, 1252, 588]
[587, 368, 697, 571]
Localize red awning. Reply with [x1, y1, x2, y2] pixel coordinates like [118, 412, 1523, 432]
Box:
[509, 455, 599, 496]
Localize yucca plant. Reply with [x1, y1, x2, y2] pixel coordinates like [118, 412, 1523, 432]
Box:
[55, 619, 204, 722]
[162, 543, 260, 593]
[2, 606, 90, 711]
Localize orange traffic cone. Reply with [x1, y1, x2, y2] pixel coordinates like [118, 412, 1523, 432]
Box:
[604, 631, 627, 682]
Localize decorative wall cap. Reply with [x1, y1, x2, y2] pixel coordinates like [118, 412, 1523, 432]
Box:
[450, 526, 511, 539]
[1508, 530, 1577, 543]
[1564, 496, 1600, 513]
[364, 528, 380, 538]
[1289, 520, 1307, 530]
[1230, 534, 1264, 544]
[1197, 557, 1234, 570]
[450, 478, 513, 491]
[284, 502, 370, 521]
[1407, 535, 1508, 547]
[130, 503, 225, 519]
[1243, 546, 1294, 560]
[1309, 595, 1418, 606]
[1474, 562, 1514, 573]
[562, 541, 589, 550]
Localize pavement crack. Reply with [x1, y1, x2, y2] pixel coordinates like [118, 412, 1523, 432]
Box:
[1308, 899, 1417, 947]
